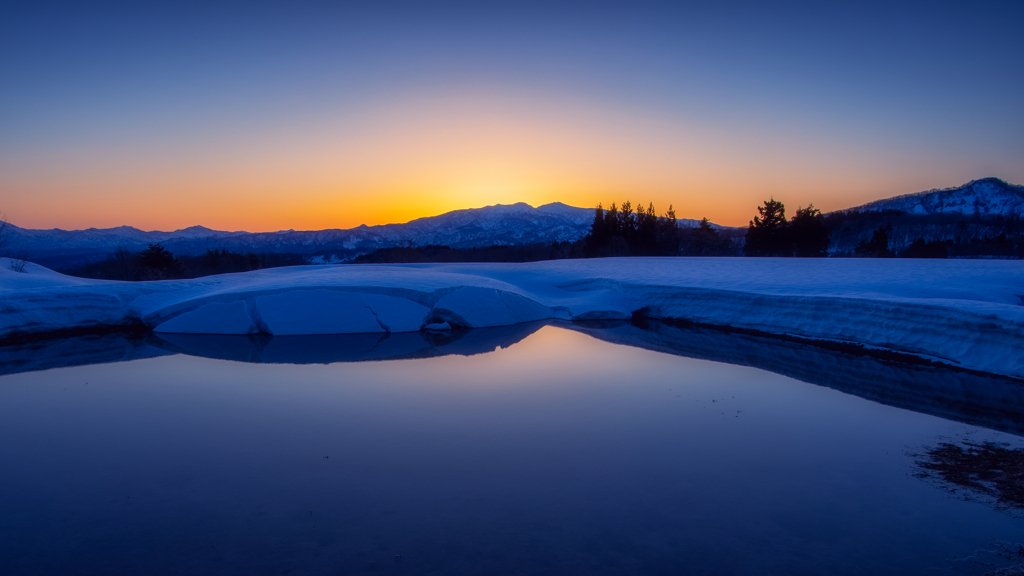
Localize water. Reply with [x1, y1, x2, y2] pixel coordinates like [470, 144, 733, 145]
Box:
[0, 322, 1022, 575]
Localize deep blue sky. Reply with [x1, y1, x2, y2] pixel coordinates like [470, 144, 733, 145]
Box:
[2, 1, 1021, 230]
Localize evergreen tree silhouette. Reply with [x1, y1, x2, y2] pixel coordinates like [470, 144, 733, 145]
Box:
[901, 238, 948, 258]
[693, 218, 720, 256]
[655, 205, 681, 255]
[138, 243, 182, 279]
[618, 200, 634, 236]
[744, 198, 789, 256]
[585, 204, 607, 256]
[584, 200, 700, 257]
[790, 205, 830, 257]
[855, 226, 892, 257]
[604, 203, 621, 238]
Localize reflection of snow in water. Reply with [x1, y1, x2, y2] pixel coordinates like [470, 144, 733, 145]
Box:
[2, 325, 1023, 574]
[3, 258, 1024, 378]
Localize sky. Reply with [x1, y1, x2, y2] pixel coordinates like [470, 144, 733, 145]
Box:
[1, 1, 1022, 231]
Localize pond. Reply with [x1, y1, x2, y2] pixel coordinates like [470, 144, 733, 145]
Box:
[1, 322, 1022, 575]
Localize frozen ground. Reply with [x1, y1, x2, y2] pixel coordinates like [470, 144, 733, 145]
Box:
[1, 257, 1022, 378]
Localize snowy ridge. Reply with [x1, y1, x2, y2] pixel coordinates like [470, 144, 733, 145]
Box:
[9, 177, 1022, 269]
[6, 203, 596, 266]
[2, 258, 1022, 378]
[7, 224, 239, 250]
[11, 203, 725, 268]
[844, 177, 1024, 216]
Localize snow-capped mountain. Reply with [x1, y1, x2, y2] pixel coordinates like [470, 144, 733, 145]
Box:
[844, 177, 1024, 217]
[19, 177, 1018, 267]
[7, 203, 592, 267]
[9, 202, 729, 268]
[825, 177, 1024, 256]
[162, 202, 599, 260]
[8, 224, 239, 250]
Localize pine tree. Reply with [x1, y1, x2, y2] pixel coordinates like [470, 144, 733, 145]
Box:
[632, 202, 659, 255]
[592, 203, 605, 235]
[855, 226, 892, 258]
[656, 205, 681, 255]
[694, 218, 720, 256]
[618, 200, 634, 235]
[138, 243, 182, 279]
[790, 205, 830, 257]
[604, 203, 621, 237]
[585, 204, 607, 256]
[744, 198, 789, 256]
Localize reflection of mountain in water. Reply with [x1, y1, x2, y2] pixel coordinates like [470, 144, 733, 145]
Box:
[568, 319, 1024, 437]
[3, 321, 1022, 437]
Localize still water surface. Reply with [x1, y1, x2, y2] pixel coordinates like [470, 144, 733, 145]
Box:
[0, 324, 1022, 575]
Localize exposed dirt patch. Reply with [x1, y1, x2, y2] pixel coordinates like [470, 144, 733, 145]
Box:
[914, 441, 1024, 511]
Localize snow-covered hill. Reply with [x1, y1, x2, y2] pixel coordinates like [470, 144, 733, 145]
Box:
[8, 202, 720, 268]
[844, 177, 1024, 217]
[7, 203, 598, 266]
[2, 258, 1022, 379]
[8, 224, 238, 250]
[10, 177, 1021, 267]
[165, 202, 597, 257]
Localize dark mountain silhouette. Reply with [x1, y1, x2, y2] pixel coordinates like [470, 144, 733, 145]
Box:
[8, 177, 1023, 267]
[843, 177, 1024, 217]
[8, 202, 721, 268]
[825, 178, 1024, 257]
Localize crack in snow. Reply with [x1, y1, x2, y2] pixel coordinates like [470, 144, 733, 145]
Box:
[363, 304, 391, 333]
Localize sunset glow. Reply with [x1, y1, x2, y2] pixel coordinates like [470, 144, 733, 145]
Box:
[2, 3, 1021, 231]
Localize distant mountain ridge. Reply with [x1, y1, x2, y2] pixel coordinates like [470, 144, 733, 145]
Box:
[4, 202, 582, 268]
[8, 202, 727, 268]
[842, 177, 1024, 217]
[9, 177, 1022, 268]
[825, 177, 1024, 256]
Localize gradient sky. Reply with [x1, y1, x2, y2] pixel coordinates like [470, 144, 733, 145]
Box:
[1, 1, 1022, 231]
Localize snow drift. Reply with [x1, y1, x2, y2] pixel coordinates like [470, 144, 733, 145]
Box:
[1, 257, 1022, 378]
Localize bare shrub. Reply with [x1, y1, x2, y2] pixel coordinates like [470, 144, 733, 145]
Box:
[7, 250, 28, 273]
[0, 214, 8, 253]
[0, 214, 28, 273]
[110, 246, 140, 281]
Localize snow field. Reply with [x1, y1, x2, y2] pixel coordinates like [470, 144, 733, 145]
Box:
[2, 257, 1023, 378]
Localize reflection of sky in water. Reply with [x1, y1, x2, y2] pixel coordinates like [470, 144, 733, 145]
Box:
[0, 325, 1022, 575]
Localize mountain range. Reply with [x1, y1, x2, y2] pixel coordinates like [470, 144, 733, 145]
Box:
[7, 203, 721, 268]
[842, 177, 1024, 217]
[6, 202, 604, 268]
[6, 177, 1022, 268]
[824, 177, 1024, 256]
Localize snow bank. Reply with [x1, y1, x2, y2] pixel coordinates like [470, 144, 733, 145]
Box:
[2, 258, 1023, 378]
[154, 301, 259, 335]
[428, 287, 559, 328]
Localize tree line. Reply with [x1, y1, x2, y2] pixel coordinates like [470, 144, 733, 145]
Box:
[354, 197, 912, 261]
[847, 224, 1022, 258]
[728, 197, 1022, 258]
[352, 242, 583, 264]
[583, 201, 740, 257]
[60, 244, 307, 280]
[581, 197, 833, 258]
[22, 194, 1024, 278]
[742, 199, 831, 257]
[825, 209, 1024, 258]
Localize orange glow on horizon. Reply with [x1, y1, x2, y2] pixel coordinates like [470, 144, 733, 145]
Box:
[1, 89, 1014, 232]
